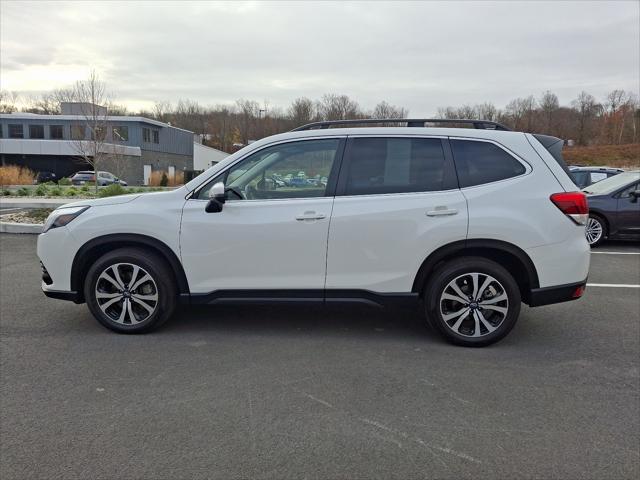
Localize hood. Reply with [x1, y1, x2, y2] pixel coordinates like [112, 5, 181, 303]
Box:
[56, 193, 142, 209]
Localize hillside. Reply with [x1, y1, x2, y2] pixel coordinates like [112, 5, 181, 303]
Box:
[563, 144, 640, 169]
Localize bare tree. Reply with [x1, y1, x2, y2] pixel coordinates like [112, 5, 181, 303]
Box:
[539, 91, 559, 131]
[71, 70, 112, 194]
[372, 101, 408, 119]
[317, 94, 362, 120]
[0, 90, 20, 113]
[571, 91, 600, 145]
[288, 97, 315, 126]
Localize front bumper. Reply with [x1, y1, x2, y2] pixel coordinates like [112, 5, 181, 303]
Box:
[528, 279, 587, 307]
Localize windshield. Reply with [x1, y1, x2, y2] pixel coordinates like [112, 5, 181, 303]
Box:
[583, 171, 640, 195]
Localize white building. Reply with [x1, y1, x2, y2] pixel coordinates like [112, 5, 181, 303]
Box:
[193, 142, 229, 171]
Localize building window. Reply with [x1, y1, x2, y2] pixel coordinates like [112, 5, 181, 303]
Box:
[29, 125, 45, 139]
[50, 125, 64, 140]
[113, 126, 129, 141]
[92, 125, 106, 141]
[71, 125, 86, 140]
[9, 124, 24, 138]
[0, 124, 3, 138]
[142, 127, 151, 143]
[153, 130, 159, 144]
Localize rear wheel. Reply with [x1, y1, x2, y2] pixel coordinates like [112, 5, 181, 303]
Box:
[585, 214, 606, 247]
[84, 248, 177, 333]
[424, 257, 521, 347]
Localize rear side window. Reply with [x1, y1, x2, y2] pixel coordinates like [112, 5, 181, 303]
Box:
[342, 137, 455, 195]
[451, 140, 526, 188]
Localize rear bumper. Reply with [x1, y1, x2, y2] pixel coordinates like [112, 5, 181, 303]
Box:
[43, 288, 82, 303]
[528, 279, 587, 307]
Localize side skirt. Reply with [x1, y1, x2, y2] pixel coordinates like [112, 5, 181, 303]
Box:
[181, 289, 420, 308]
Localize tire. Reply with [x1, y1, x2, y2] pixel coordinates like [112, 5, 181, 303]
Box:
[424, 256, 521, 347]
[586, 214, 606, 247]
[84, 247, 177, 333]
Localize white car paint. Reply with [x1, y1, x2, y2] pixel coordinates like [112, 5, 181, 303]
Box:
[37, 126, 590, 304]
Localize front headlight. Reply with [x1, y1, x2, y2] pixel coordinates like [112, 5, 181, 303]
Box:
[42, 206, 90, 233]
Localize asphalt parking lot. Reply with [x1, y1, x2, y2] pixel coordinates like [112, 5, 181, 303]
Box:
[1, 234, 638, 479]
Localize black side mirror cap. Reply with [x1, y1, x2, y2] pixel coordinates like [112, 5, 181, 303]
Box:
[205, 199, 224, 213]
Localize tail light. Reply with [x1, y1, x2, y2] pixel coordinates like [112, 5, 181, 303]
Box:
[550, 192, 588, 225]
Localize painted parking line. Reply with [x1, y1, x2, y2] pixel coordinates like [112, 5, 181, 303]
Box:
[591, 251, 640, 255]
[587, 283, 640, 288]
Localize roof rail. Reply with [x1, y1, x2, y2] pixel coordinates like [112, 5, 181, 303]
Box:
[291, 118, 511, 132]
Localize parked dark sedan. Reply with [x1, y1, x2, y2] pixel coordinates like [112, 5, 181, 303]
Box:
[34, 171, 58, 184]
[583, 170, 640, 246]
[569, 166, 624, 189]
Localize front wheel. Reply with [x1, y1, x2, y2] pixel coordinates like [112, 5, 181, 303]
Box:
[84, 248, 177, 333]
[424, 257, 521, 347]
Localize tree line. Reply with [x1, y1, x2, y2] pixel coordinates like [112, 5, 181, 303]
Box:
[2, 86, 637, 152]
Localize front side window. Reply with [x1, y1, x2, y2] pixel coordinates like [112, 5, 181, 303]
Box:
[9, 124, 23, 138]
[342, 137, 454, 195]
[619, 182, 639, 198]
[29, 125, 45, 139]
[451, 139, 526, 188]
[71, 125, 86, 140]
[197, 139, 340, 200]
[113, 126, 129, 141]
[50, 125, 64, 139]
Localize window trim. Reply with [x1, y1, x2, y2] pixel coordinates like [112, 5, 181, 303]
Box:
[189, 136, 347, 202]
[334, 135, 458, 198]
[447, 136, 532, 190]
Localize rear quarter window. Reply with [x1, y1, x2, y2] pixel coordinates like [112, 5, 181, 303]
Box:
[450, 139, 526, 188]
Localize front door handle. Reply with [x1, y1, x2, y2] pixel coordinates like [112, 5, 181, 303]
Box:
[426, 207, 458, 217]
[296, 211, 326, 221]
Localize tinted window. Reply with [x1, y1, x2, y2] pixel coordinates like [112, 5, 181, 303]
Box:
[29, 125, 44, 139]
[343, 137, 452, 195]
[9, 124, 23, 138]
[198, 139, 340, 200]
[50, 125, 64, 139]
[451, 140, 526, 187]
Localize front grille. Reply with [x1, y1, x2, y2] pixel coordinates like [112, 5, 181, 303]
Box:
[40, 261, 53, 285]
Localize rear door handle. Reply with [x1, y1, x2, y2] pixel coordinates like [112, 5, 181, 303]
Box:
[296, 211, 326, 221]
[426, 207, 458, 217]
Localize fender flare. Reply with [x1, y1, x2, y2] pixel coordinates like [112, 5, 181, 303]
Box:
[412, 239, 540, 294]
[70, 233, 190, 297]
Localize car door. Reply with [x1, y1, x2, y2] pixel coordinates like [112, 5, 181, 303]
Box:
[615, 181, 640, 234]
[180, 137, 345, 294]
[325, 136, 467, 293]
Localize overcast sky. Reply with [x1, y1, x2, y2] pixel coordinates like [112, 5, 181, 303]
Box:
[1, 0, 638, 115]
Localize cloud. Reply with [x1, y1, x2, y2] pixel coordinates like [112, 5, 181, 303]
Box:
[1, 0, 638, 114]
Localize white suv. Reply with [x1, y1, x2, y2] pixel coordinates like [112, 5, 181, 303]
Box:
[37, 119, 590, 346]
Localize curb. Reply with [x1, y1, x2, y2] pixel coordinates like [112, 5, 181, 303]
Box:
[0, 199, 70, 209]
[0, 222, 43, 234]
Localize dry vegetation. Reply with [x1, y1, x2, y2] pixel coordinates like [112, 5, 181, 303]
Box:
[0, 165, 36, 186]
[563, 144, 640, 168]
[148, 170, 185, 186]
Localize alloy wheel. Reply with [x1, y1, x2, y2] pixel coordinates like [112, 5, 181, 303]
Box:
[95, 263, 159, 325]
[585, 217, 603, 245]
[439, 272, 509, 337]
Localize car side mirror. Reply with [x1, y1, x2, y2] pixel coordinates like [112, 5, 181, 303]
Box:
[205, 181, 226, 213]
[630, 191, 640, 203]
